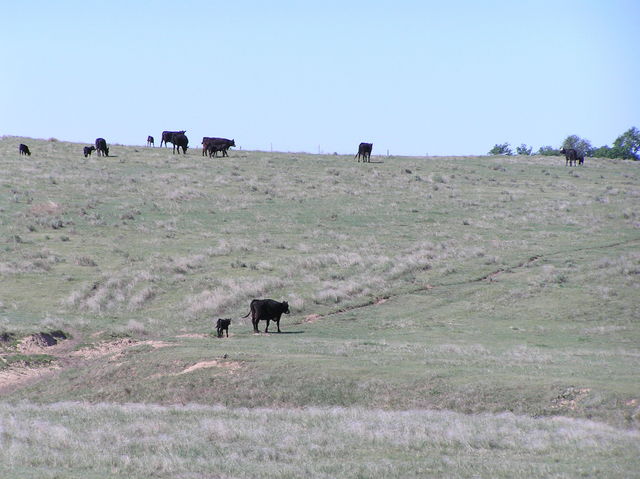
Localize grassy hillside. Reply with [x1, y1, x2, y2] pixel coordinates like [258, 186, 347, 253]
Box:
[1, 136, 639, 477]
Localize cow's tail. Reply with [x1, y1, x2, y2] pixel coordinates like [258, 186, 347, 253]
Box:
[242, 311, 251, 318]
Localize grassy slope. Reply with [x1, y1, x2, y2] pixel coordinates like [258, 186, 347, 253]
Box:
[1, 136, 639, 477]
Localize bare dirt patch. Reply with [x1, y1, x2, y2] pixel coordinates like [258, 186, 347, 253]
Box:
[29, 201, 63, 216]
[2, 334, 179, 394]
[70, 338, 140, 360]
[0, 364, 62, 391]
[17, 331, 69, 354]
[146, 340, 173, 349]
[176, 360, 243, 376]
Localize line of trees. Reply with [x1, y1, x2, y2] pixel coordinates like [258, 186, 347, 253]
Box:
[488, 126, 639, 160]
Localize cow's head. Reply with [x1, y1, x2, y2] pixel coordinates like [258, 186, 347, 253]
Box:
[230, 139, 236, 147]
[282, 301, 290, 314]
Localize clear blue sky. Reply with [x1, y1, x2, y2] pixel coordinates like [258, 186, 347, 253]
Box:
[2, 0, 638, 156]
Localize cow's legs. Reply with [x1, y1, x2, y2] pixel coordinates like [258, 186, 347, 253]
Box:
[265, 319, 270, 333]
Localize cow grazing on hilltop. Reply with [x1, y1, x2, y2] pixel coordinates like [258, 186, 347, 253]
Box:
[19, 144, 31, 156]
[216, 318, 231, 338]
[202, 137, 236, 157]
[172, 132, 189, 154]
[83, 146, 96, 158]
[355, 142, 373, 162]
[161, 130, 186, 147]
[147, 136, 154, 147]
[243, 299, 290, 333]
[95, 138, 109, 157]
[561, 147, 577, 166]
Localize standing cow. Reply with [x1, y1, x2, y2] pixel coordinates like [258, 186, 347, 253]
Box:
[95, 138, 109, 157]
[161, 130, 186, 148]
[172, 132, 189, 154]
[561, 147, 577, 166]
[19, 144, 31, 156]
[147, 136, 154, 147]
[243, 299, 290, 333]
[355, 142, 373, 162]
[202, 137, 236, 157]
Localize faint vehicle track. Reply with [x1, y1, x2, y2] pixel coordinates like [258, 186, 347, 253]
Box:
[307, 237, 640, 321]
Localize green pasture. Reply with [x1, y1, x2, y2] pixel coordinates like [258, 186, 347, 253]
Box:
[1, 136, 638, 477]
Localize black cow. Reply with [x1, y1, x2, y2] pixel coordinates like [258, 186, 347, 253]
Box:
[172, 133, 189, 154]
[161, 130, 186, 147]
[83, 146, 96, 158]
[355, 142, 373, 162]
[561, 147, 577, 166]
[202, 137, 235, 157]
[95, 138, 109, 157]
[19, 144, 31, 156]
[216, 318, 231, 338]
[243, 299, 290, 333]
[205, 141, 223, 158]
[147, 136, 154, 147]
[577, 153, 585, 166]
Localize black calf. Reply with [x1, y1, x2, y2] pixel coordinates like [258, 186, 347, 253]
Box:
[216, 318, 231, 338]
[83, 146, 96, 157]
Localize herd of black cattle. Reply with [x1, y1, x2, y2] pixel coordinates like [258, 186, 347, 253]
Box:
[16, 137, 586, 167]
[12, 138, 586, 338]
[17, 131, 237, 159]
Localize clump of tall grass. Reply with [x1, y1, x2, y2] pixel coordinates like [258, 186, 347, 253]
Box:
[313, 279, 372, 304]
[0, 248, 64, 275]
[66, 270, 158, 313]
[597, 252, 640, 276]
[1, 402, 638, 479]
[120, 319, 148, 336]
[185, 276, 285, 318]
[162, 254, 206, 275]
[74, 255, 97, 267]
[206, 239, 256, 256]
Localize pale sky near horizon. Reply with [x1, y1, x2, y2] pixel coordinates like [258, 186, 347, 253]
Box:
[1, 0, 638, 156]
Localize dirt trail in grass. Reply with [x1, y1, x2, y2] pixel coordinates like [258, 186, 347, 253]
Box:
[0, 330, 237, 395]
[0, 332, 173, 395]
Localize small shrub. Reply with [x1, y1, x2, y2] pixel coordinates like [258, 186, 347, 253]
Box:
[75, 256, 97, 267]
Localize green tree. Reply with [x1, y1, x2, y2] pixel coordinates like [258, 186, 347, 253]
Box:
[612, 127, 640, 160]
[488, 143, 513, 155]
[537, 145, 560, 156]
[592, 145, 613, 158]
[516, 144, 532, 155]
[561, 135, 593, 157]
